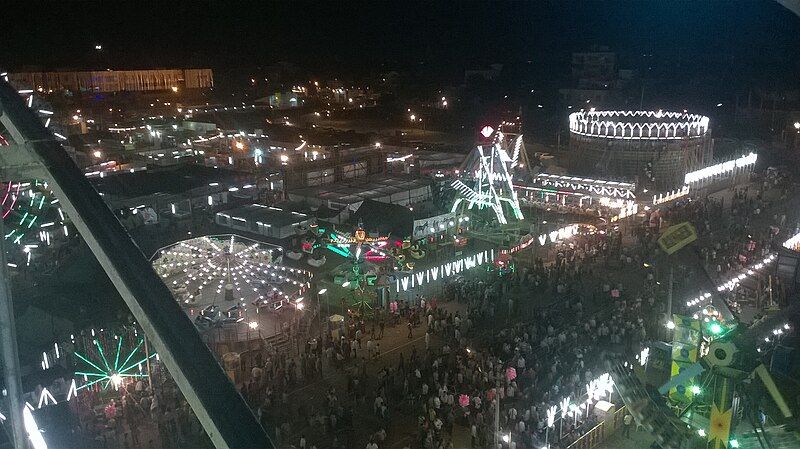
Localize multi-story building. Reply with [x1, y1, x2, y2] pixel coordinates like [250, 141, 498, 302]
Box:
[8, 68, 213, 93]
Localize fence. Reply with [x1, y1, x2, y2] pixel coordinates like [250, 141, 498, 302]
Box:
[566, 405, 627, 449]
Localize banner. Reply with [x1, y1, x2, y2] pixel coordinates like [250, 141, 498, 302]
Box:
[658, 222, 697, 255]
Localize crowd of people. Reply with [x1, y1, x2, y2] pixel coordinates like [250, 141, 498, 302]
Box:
[29, 169, 796, 449]
[243, 173, 797, 449]
[229, 219, 665, 449]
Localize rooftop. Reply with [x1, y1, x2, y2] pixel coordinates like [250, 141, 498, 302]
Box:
[288, 175, 431, 206]
[90, 165, 246, 198]
[350, 199, 414, 237]
[218, 204, 311, 228]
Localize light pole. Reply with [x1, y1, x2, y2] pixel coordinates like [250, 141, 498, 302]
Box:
[318, 288, 328, 340]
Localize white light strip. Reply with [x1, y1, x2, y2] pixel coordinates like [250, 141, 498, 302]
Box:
[386, 154, 413, 163]
[686, 292, 712, 308]
[652, 185, 690, 205]
[684, 152, 757, 185]
[394, 249, 494, 293]
[783, 232, 800, 252]
[23, 406, 48, 449]
[717, 253, 776, 292]
[569, 110, 709, 140]
[504, 224, 588, 254]
[534, 174, 636, 199]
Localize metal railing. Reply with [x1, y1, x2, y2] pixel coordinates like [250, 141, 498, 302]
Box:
[566, 405, 627, 449]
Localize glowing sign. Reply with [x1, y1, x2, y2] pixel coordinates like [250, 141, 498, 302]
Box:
[658, 221, 697, 255]
[480, 125, 494, 138]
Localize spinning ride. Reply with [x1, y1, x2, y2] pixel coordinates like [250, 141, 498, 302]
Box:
[152, 234, 311, 314]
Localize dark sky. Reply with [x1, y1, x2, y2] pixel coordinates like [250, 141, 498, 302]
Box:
[2, 1, 799, 83]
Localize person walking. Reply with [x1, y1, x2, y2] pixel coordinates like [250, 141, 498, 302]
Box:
[623, 413, 633, 438]
[407, 321, 414, 340]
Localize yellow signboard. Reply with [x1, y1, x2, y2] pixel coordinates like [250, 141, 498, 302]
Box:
[658, 222, 697, 255]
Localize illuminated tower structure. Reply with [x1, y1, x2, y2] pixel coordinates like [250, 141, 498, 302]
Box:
[568, 110, 712, 189]
[451, 125, 526, 225]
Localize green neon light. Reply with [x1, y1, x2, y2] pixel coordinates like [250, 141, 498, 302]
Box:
[94, 339, 112, 372]
[119, 353, 156, 374]
[116, 339, 145, 373]
[75, 337, 155, 391]
[80, 376, 111, 390]
[18, 212, 28, 225]
[113, 337, 123, 371]
[74, 351, 106, 374]
[327, 244, 351, 258]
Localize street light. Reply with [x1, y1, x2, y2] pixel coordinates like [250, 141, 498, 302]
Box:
[794, 122, 800, 130]
[666, 320, 676, 330]
[317, 288, 329, 337]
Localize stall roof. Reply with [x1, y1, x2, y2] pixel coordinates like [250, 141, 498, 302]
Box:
[350, 199, 413, 237]
[289, 175, 431, 206]
[219, 204, 311, 228]
[90, 165, 244, 198]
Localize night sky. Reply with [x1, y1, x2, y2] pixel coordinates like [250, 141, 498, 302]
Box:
[2, 1, 799, 85]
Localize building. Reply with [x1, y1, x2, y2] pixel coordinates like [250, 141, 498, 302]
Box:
[90, 165, 259, 224]
[559, 47, 624, 106]
[464, 64, 503, 84]
[570, 47, 617, 88]
[567, 110, 713, 189]
[8, 68, 213, 93]
[386, 150, 467, 177]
